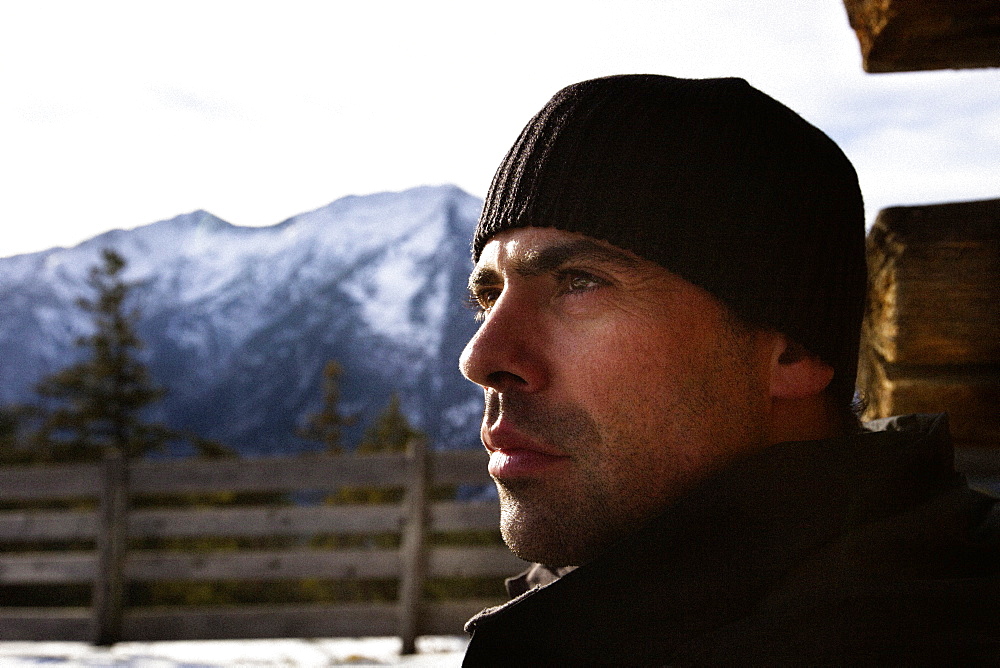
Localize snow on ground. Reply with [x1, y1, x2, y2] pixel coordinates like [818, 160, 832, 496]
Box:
[0, 636, 467, 667]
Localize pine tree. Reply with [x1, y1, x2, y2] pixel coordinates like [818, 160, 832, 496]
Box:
[333, 393, 425, 506]
[31, 249, 225, 461]
[357, 392, 423, 454]
[297, 360, 356, 454]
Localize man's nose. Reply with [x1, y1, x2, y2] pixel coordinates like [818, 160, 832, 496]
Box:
[459, 291, 547, 394]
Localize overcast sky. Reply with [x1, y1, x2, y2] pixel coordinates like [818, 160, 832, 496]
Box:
[1, 1, 998, 258]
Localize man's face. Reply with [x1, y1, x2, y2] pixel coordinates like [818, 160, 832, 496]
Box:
[459, 227, 776, 567]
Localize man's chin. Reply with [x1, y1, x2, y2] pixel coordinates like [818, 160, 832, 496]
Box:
[502, 533, 581, 569]
[497, 485, 607, 567]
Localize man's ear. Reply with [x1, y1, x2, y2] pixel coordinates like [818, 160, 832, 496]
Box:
[769, 336, 834, 399]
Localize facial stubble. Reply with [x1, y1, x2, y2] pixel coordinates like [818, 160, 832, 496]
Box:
[486, 390, 696, 568]
[485, 324, 769, 568]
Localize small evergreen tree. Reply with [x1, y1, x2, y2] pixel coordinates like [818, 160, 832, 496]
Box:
[334, 393, 425, 506]
[297, 360, 356, 454]
[358, 392, 423, 454]
[30, 249, 228, 461]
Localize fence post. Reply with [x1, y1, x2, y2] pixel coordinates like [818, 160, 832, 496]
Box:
[92, 449, 129, 646]
[398, 437, 429, 654]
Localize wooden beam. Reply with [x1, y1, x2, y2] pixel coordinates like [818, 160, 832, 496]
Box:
[860, 198, 1000, 448]
[843, 0, 1000, 72]
[865, 199, 1000, 366]
[862, 362, 1000, 444]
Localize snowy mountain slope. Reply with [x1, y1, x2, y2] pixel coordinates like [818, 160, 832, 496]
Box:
[0, 185, 486, 455]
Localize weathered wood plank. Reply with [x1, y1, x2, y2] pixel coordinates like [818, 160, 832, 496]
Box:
[399, 438, 429, 654]
[127, 545, 523, 581]
[0, 601, 498, 641]
[861, 199, 1000, 450]
[868, 199, 1000, 244]
[0, 549, 399, 584]
[431, 450, 490, 485]
[0, 509, 98, 543]
[0, 500, 500, 543]
[129, 504, 405, 539]
[129, 454, 412, 494]
[122, 603, 401, 641]
[843, 0, 1000, 73]
[429, 546, 526, 579]
[0, 545, 523, 586]
[865, 200, 1000, 366]
[861, 360, 1000, 444]
[0, 462, 101, 501]
[117, 600, 500, 641]
[0, 450, 491, 502]
[126, 548, 400, 582]
[431, 500, 499, 533]
[128, 450, 491, 494]
[0, 551, 96, 584]
[0, 608, 92, 641]
[92, 451, 129, 645]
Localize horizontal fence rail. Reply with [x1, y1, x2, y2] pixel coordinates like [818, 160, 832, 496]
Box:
[0, 600, 499, 642]
[0, 545, 523, 584]
[0, 451, 488, 500]
[0, 500, 503, 543]
[0, 444, 522, 649]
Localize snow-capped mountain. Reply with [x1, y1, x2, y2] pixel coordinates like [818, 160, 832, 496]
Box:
[0, 185, 487, 455]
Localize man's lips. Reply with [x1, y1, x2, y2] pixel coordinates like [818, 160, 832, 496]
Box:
[484, 423, 570, 478]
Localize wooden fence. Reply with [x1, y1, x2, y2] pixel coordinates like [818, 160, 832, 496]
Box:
[0, 440, 524, 651]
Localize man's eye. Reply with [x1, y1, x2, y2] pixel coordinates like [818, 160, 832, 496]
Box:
[466, 287, 501, 320]
[561, 271, 603, 293]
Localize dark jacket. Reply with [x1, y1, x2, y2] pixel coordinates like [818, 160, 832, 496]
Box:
[463, 414, 1000, 666]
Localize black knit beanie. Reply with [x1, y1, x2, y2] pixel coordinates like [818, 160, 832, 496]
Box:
[473, 74, 866, 406]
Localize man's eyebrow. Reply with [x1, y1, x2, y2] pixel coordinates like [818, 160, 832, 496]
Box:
[510, 239, 641, 277]
[467, 238, 642, 291]
[468, 266, 502, 291]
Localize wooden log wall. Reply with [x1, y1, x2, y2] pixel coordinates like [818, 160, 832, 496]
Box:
[0, 444, 524, 647]
[860, 198, 1000, 456]
[842, 0, 1000, 72]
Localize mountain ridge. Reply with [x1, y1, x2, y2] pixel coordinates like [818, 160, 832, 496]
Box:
[0, 185, 486, 455]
